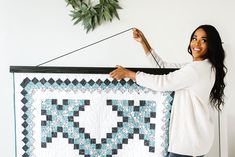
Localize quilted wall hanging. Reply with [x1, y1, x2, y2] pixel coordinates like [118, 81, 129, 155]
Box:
[10, 66, 176, 157]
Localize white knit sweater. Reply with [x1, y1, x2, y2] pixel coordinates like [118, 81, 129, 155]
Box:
[136, 50, 216, 156]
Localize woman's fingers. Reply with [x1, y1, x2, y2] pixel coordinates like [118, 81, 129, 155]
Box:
[132, 28, 145, 42]
[109, 68, 119, 78]
[109, 66, 126, 80]
[109, 65, 121, 75]
[110, 66, 136, 81]
[109, 69, 117, 77]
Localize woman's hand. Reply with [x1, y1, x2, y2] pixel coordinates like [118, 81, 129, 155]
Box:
[109, 65, 136, 81]
[132, 28, 145, 43]
[132, 28, 152, 54]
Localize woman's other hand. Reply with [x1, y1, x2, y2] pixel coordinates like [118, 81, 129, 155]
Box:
[133, 28, 145, 43]
[132, 28, 151, 54]
[109, 65, 136, 81]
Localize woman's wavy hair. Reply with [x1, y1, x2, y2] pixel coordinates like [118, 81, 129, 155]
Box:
[188, 25, 227, 110]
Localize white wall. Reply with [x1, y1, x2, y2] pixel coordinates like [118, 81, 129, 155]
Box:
[1, 0, 234, 157]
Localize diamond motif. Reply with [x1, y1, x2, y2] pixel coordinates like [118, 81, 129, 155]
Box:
[96, 79, 102, 85]
[40, 78, 47, 85]
[21, 89, 28, 96]
[22, 121, 28, 128]
[104, 79, 110, 85]
[112, 79, 118, 85]
[64, 79, 71, 85]
[21, 98, 28, 104]
[22, 129, 28, 135]
[21, 106, 28, 112]
[32, 77, 39, 84]
[20, 77, 30, 88]
[88, 80, 95, 86]
[56, 79, 63, 85]
[80, 79, 86, 86]
[119, 79, 126, 85]
[22, 145, 29, 151]
[22, 137, 29, 144]
[22, 114, 28, 120]
[72, 79, 79, 85]
[48, 78, 55, 85]
[23, 153, 29, 157]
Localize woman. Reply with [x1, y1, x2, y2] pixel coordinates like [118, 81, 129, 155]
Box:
[110, 25, 227, 157]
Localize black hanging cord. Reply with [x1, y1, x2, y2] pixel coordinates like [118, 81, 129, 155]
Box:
[141, 32, 161, 68]
[37, 27, 161, 68]
[37, 28, 133, 67]
[149, 50, 161, 68]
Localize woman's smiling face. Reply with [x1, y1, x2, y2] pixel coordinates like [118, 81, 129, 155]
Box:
[190, 28, 208, 61]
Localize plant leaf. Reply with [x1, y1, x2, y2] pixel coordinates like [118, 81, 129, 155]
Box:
[66, 0, 121, 32]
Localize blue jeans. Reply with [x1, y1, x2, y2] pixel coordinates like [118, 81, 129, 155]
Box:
[168, 152, 204, 157]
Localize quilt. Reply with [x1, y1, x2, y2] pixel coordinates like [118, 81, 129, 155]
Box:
[12, 68, 174, 157]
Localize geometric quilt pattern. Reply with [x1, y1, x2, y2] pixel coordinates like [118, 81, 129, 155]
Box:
[13, 73, 174, 157]
[41, 99, 156, 156]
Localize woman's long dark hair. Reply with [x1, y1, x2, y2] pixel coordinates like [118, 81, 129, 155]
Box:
[188, 25, 227, 110]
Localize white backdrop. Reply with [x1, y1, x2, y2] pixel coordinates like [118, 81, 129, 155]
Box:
[1, 0, 235, 157]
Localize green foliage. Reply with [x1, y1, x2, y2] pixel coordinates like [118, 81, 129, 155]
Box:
[66, 0, 122, 33]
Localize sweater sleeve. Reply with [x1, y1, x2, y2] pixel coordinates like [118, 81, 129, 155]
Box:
[136, 63, 200, 91]
[147, 49, 188, 68]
